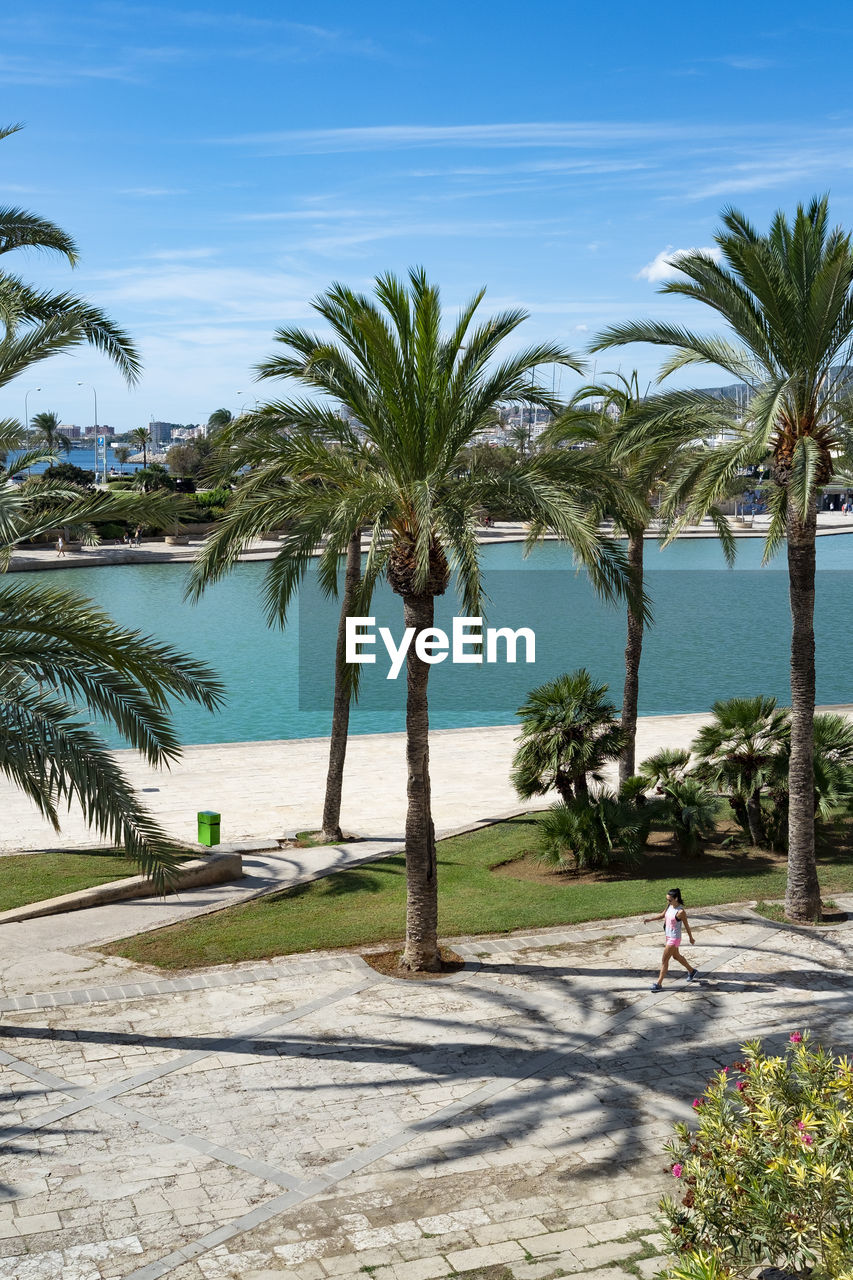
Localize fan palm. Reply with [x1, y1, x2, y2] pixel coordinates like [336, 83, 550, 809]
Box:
[192, 268, 638, 970]
[593, 196, 853, 920]
[692, 696, 790, 845]
[30, 408, 70, 455]
[512, 669, 624, 803]
[542, 373, 735, 785]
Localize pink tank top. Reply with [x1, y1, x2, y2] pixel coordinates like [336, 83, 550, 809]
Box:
[665, 904, 683, 943]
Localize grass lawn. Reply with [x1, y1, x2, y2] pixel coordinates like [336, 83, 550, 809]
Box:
[105, 814, 853, 970]
[0, 851, 141, 913]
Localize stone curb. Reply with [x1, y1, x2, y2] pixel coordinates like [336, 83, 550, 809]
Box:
[0, 851, 244, 925]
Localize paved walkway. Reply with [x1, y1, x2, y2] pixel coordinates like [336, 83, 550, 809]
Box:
[1, 903, 851, 1280]
[4, 709, 853, 858]
[10, 511, 853, 573]
[0, 712, 756, 854]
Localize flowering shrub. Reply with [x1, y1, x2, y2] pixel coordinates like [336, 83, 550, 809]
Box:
[660, 1033, 853, 1279]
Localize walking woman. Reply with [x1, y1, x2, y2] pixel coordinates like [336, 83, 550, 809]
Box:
[644, 888, 698, 991]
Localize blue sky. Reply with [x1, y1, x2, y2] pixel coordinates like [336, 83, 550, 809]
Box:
[3, 1, 853, 429]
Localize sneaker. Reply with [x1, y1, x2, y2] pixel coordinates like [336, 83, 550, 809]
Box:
[687, 968, 699, 982]
[650, 982, 663, 992]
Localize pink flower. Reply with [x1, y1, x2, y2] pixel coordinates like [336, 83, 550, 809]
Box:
[790, 1032, 803, 1044]
[736, 1081, 747, 1092]
[720, 1067, 728, 1077]
[797, 1121, 806, 1129]
[692, 1098, 705, 1110]
[672, 1163, 683, 1178]
[801, 1133, 814, 1146]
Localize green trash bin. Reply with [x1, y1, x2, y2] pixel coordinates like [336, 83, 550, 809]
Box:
[197, 810, 221, 847]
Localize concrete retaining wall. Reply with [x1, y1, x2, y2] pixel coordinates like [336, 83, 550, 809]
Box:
[0, 852, 244, 925]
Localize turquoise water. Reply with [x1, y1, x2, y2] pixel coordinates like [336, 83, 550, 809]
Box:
[15, 534, 853, 745]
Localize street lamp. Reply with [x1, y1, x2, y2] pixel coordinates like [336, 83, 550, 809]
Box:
[23, 386, 42, 433]
[22, 387, 41, 475]
[77, 382, 100, 482]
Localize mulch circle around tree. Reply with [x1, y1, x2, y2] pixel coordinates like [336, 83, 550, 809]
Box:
[362, 946, 466, 980]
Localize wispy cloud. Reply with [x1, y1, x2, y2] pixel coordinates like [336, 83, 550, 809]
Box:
[720, 54, 775, 70]
[97, 4, 384, 59]
[215, 121, 747, 155]
[145, 247, 220, 260]
[120, 186, 188, 197]
[0, 54, 138, 85]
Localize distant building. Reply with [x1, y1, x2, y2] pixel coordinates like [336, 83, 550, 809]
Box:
[169, 425, 206, 442]
[148, 420, 181, 448]
[57, 424, 81, 441]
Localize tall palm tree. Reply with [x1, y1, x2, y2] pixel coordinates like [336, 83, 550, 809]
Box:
[206, 415, 362, 845]
[593, 197, 853, 921]
[542, 374, 734, 785]
[130, 427, 150, 468]
[0, 423, 224, 881]
[192, 268, 637, 970]
[0, 126, 221, 881]
[0, 128, 140, 389]
[511, 669, 624, 803]
[30, 409, 70, 455]
[692, 695, 790, 845]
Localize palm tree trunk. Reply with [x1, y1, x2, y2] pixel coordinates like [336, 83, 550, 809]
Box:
[320, 531, 362, 843]
[619, 529, 645, 787]
[400, 591, 441, 972]
[785, 498, 821, 921]
[745, 788, 764, 846]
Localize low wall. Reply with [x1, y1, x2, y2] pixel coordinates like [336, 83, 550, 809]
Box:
[0, 851, 244, 925]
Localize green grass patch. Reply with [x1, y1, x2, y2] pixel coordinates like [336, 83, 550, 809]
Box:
[0, 851, 141, 913]
[104, 814, 853, 970]
[754, 897, 845, 925]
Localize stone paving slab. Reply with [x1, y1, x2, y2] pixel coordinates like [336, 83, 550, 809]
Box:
[0, 903, 850, 1278]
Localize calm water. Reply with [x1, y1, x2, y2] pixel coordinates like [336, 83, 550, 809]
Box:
[11, 446, 146, 476]
[15, 535, 853, 746]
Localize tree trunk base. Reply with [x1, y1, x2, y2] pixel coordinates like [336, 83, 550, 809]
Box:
[784, 897, 823, 924]
[319, 827, 344, 844]
[398, 946, 442, 973]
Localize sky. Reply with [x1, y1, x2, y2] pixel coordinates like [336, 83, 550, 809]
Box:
[3, 1, 853, 430]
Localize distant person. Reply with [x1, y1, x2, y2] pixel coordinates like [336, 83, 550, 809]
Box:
[644, 887, 698, 990]
[133, 525, 142, 546]
[56, 535, 65, 558]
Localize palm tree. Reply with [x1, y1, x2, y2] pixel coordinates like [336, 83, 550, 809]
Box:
[692, 695, 790, 845]
[542, 374, 734, 786]
[207, 408, 233, 435]
[192, 268, 636, 970]
[509, 419, 533, 457]
[29, 409, 70, 455]
[206, 415, 361, 845]
[130, 427, 150, 468]
[0, 127, 222, 881]
[511, 669, 624, 803]
[593, 196, 853, 920]
[0, 422, 224, 881]
[0, 127, 140, 389]
[114, 444, 132, 474]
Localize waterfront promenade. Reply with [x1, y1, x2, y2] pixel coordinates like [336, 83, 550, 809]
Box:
[0, 711, 747, 854]
[9, 511, 853, 573]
